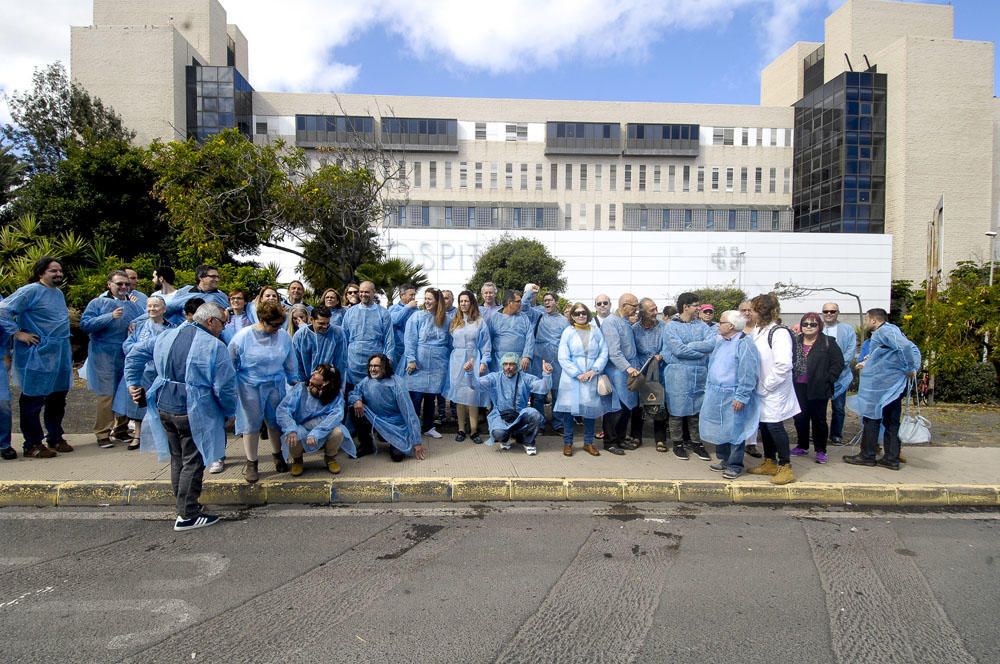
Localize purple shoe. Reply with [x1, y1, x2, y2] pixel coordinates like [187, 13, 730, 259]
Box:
[815, 452, 828, 464]
[791, 447, 808, 457]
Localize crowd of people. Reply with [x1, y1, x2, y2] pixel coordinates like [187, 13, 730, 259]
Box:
[0, 256, 922, 531]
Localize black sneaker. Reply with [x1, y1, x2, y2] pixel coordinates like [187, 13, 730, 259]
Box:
[174, 513, 220, 532]
[687, 442, 711, 461]
[470, 433, 483, 445]
[876, 457, 901, 471]
[1, 447, 17, 460]
[455, 431, 467, 442]
[843, 453, 876, 467]
[603, 445, 626, 456]
[829, 436, 846, 446]
[389, 447, 406, 462]
[672, 444, 689, 460]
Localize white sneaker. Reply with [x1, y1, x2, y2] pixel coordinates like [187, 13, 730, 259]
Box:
[207, 459, 225, 474]
[500, 442, 512, 450]
[423, 428, 443, 439]
[525, 446, 537, 456]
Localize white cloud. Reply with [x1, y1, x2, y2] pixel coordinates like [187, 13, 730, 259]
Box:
[758, 0, 826, 62]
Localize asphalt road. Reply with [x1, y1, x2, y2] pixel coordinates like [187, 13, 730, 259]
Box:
[1, 503, 997, 663]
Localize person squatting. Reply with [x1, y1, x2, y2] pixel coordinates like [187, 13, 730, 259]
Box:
[0, 260, 920, 531]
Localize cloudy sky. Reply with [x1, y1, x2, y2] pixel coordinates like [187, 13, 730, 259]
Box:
[1, 0, 997, 126]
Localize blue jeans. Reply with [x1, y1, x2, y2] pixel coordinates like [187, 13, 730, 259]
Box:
[829, 392, 847, 440]
[559, 412, 595, 445]
[0, 399, 11, 450]
[18, 391, 67, 449]
[531, 388, 561, 430]
[491, 408, 543, 446]
[714, 442, 745, 472]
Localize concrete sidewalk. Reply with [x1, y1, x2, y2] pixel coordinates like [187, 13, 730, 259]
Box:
[1, 432, 997, 508]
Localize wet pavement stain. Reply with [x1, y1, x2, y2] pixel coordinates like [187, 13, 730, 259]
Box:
[602, 504, 644, 522]
[377, 524, 446, 560]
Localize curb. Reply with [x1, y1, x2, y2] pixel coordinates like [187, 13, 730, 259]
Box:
[1, 478, 998, 508]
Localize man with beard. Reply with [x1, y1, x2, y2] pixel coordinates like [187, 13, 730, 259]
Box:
[277, 363, 355, 475]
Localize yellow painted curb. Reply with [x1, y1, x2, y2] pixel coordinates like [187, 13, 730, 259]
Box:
[263, 479, 333, 504]
[786, 483, 846, 504]
[566, 479, 625, 502]
[677, 480, 731, 503]
[58, 481, 130, 506]
[843, 483, 899, 506]
[511, 478, 567, 501]
[624, 480, 679, 502]
[947, 484, 1000, 506]
[331, 479, 394, 503]
[897, 485, 950, 507]
[731, 483, 791, 503]
[200, 479, 266, 505]
[451, 478, 512, 501]
[128, 480, 176, 506]
[394, 478, 452, 502]
[0, 481, 60, 507]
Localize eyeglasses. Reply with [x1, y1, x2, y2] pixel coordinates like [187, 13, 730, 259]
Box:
[368, 363, 382, 370]
[801, 322, 819, 328]
[595, 301, 610, 306]
[822, 309, 839, 314]
[205, 274, 220, 279]
[111, 281, 129, 287]
[347, 290, 359, 295]
[572, 311, 588, 317]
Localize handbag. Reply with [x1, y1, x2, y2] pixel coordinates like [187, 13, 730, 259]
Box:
[597, 374, 613, 396]
[898, 377, 931, 445]
[635, 357, 665, 415]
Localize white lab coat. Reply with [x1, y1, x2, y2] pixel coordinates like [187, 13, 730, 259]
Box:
[752, 323, 801, 423]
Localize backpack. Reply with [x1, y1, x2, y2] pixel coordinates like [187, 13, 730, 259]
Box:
[767, 324, 794, 348]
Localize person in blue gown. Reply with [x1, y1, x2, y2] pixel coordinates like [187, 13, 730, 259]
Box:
[820, 302, 858, 445]
[471, 351, 552, 455]
[348, 353, 425, 461]
[403, 288, 452, 439]
[341, 281, 394, 387]
[319, 288, 346, 327]
[276, 363, 355, 475]
[81, 269, 146, 447]
[291, 304, 347, 384]
[228, 300, 297, 483]
[0, 258, 73, 457]
[554, 303, 610, 456]
[662, 292, 716, 461]
[598, 293, 642, 455]
[699, 310, 761, 479]
[521, 284, 569, 434]
[631, 298, 670, 448]
[164, 264, 229, 326]
[388, 284, 419, 371]
[486, 289, 535, 373]
[112, 295, 173, 450]
[447, 290, 492, 444]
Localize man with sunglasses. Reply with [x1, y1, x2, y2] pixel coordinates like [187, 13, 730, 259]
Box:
[593, 294, 612, 328]
[342, 281, 394, 393]
[820, 303, 858, 445]
[81, 269, 146, 448]
[600, 293, 642, 455]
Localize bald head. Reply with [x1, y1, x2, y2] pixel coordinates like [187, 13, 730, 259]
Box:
[594, 293, 611, 318]
[358, 281, 376, 305]
[617, 293, 639, 318]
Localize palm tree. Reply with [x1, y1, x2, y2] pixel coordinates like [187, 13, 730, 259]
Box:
[0, 213, 91, 294]
[355, 257, 430, 304]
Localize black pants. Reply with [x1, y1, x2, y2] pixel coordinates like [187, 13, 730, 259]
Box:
[602, 406, 632, 446]
[409, 391, 436, 432]
[793, 383, 829, 453]
[759, 420, 791, 466]
[18, 391, 67, 450]
[630, 407, 669, 443]
[669, 415, 696, 445]
[862, 394, 903, 463]
[351, 409, 376, 456]
[159, 412, 204, 519]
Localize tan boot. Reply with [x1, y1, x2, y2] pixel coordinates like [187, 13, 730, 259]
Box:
[747, 459, 779, 476]
[243, 459, 259, 484]
[289, 456, 304, 476]
[324, 455, 341, 474]
[771, 463, 796, 485]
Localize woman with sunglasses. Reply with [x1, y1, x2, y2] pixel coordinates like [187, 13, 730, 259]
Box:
[320, 288, 345, 326]
[554, 303, 610, 457]
[229, 300, 298, 483]
[343, 283, 361, 308]
[791, 312, 845, 463]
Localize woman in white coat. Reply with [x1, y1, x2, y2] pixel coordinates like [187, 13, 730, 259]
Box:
[746, 293, 800, 485]
[554, 303, 610, 457]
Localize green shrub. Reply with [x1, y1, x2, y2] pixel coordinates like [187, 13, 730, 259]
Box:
[933, 364, 1000, 404]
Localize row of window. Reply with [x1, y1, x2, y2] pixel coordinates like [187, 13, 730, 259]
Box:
[399, 159, 790, 195]
[711, 127, 792, 147]
[388, 203, 792, 232]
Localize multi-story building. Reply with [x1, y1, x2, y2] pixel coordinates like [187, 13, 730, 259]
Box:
[70, 0, 997, 305]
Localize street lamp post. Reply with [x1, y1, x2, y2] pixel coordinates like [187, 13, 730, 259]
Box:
[984, 231, 997, 363]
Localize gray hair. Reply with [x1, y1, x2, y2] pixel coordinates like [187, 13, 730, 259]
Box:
[193, 302, 226, 326]
[719, 310, 740, 325]
[147, 295, 166, 307]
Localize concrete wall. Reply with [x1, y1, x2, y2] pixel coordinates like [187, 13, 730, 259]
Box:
[227, 23, 249, 78]
[760, 41, 822, 107]
[93, 0, 229, 66]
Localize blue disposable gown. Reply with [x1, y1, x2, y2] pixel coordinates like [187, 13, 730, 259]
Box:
[164, 286, 230, 326]
[0, 298, 9, 404]
[389, 302, 419, 370]
[447, 317, 492, 407]
[632, 320, 668, 368]
[328, 307, 346, 328]
[341, 303, 395, 384]
[699, 334, 761, 446]
[850, 323, 921, 420]
[276, 383, 356, 459]
[403, 310, 452, 394]
[80, 295, 146, 396]
[824, 323, 858, 399]
[291, 324, 348, 384]
[228, 326, 297, 434]
[0, 283, 73, 396]
[348, 375, 421, 456]
[222, 309, 253, 344]
[662, 318, 715, 417]
[112, 316, 173, 419]
[485, 311, 535, 372]
[600, 314, 641, 411]
[125, 322, 238, 464]
[473, 370, 551, 436]
[554, 324, 611, 418]
[479, 303, 501, 320]
[521, 290, 570, 389]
